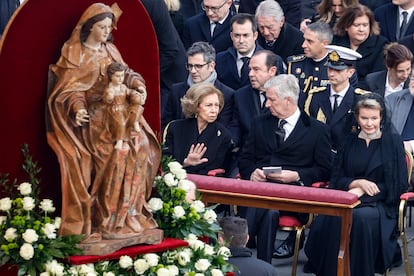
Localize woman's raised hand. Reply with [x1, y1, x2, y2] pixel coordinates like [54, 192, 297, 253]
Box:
[183, 143, 208, 167]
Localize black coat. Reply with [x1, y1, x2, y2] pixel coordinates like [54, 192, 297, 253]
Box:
[375, 2, 414, 42]
[365, 70, 410, 97]
[228, 247, 278, 276]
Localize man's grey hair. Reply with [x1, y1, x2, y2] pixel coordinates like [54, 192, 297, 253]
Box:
[187, 41, 216, 63]
[264, 74, 299, 104]
[255, 0, 284, 22]
[307, 21, 333, 44]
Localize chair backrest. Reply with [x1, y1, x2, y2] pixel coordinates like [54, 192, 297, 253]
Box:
[405, 150, 413, 190]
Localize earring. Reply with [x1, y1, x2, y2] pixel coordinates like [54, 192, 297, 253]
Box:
[195, 113, 198, 118]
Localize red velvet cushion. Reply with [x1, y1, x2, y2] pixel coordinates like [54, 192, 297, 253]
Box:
[68, 238, 188, 265]
[401, 192, 414, 201]
[279, 216, 302, 227]
[187, 174, 359, 205]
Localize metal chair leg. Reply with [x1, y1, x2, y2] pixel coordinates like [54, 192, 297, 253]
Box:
[291, 228, 303, 276]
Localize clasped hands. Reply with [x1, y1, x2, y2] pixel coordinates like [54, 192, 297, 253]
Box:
[183, 143, 208, 167]
[250, 168, 299, 183]
[348, 179, 380, 198]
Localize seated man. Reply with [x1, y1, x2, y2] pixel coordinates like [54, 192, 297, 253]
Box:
[238, 74, 332, 259]
[219, 216, 278, 276]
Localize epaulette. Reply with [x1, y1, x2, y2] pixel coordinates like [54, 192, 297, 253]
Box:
[354, 88, 371, 95]
[287, 55, 306, 63]
[308, 86, 327, 94]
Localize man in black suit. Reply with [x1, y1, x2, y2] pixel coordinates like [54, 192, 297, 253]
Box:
[255, 0, 304, 64]
[162, 41, 234, 130]
[238, 74, 332, 261]
[375, 0, 414, 42]
[182, 0, 236, 52]
[365, 42, 412, 98]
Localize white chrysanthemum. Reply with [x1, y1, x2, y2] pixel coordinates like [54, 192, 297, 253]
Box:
[4, 227, 17, 241]
[119, 255, 133, 269]
[195, 259, 211, 272]
[22, 196, 35, 211]
[134, 258, 149, 274]
[43, 223, 57, 239]
[144, 253, 159, 267]
[163, 173, 178, 187]
[0, 197, 12, 211]
[203, 209, 217, 224]
[40, 199, 56, 213]
[18, 182, 32, 195]
[45, 259, 65, 276]
[148, 197, 163, 212]
[22, 229, 39, 243]
[78, 263, 96, 274]
[54, 217, 61, 229]
[173, 206, 185, 219]
[191, 200, 205, 213]
[19, 243, 34, 260]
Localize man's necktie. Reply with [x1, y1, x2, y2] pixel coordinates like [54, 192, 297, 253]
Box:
[213, 22, 221, 36]
[260, 92, 267, 109]
[276, 119, 287, 143]
[400, 11, 408, 39]
[240, 57, 250, 79]
[333, 94, 339, 113]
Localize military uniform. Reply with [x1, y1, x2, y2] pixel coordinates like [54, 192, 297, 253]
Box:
[287, 54, 330, 109]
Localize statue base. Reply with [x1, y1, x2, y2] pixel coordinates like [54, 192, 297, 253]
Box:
[77, 228, 164, 255]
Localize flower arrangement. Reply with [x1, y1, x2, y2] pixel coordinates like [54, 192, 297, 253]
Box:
[0, 145, 82, 276]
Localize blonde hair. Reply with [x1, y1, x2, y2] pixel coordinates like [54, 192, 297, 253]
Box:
[164, 0, 180, 12]
[181, 83, 224, 118]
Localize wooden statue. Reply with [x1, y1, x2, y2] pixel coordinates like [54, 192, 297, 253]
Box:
[46, 2, 162, 254]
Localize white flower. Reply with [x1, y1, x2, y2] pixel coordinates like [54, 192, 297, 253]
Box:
[22, 229, 39, 243]
[0, 216, 7, 225]
[144, 253, 159, 267]
[134, 258, 149, 274]
[40, 199, 56, 213]
[178, 179, 193, 192]
[40, 272, 50, 276]
[4, 227, 17, 240]
[43, 223, 57, 239]
[195, 259, 211, 272]
[45, 259, 65, 276]
[18, 182, 32, 195]
[0, 197, 12, 211]
[186, 233, 198, 241]
[217, 246, 231, 260]
[174, 168, 187, 180]
[188, 239, 205, 251]
[195, 274, 204, 276]
[119, 255, 133, 269]
[173, 206, 185, 219]
[100, 261, 109, 270]
[54, 217, 61, 229]
[211, 269, 224, 276]
[167, 265, 179, 276]
[167, 161, 183, 173]
[191, 200, 205, 213]
[19, 243, 34, 260]
[148, 197, 163, 212]
[103, 272, 115, 276]
[164, 173, 177, 187]
[177, 250, 191, 266]
[203, 209, 217, 224]
[156, 267, 170, 276]
[203, 244, 215, 256]
[22, 196, 35, 211]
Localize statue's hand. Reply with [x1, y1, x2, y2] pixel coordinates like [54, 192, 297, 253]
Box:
[75, 109, 89, 126]
[138, 86, 147, 105]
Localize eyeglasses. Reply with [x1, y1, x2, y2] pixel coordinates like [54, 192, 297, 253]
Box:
[201, 0, 228, 13]
[185, 63, 210, 71]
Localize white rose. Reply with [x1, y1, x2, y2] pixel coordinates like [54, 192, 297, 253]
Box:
[148, 198, 163, 212]
[134, 259, 149, 274]
[4, 227, 17, 241]
[217, 246, 231, 260]
[167, 265, 179, 276]
[144, 253, 159, 267]
[195, 259, 211, 272]
[54, 217, 61, 229]
[188, 239, 205, 251]
[78, 264, 96, 274]
[211, 269, 224, 276]
[0, 197, 12, 211]
[163, 173, 177, 187]
[40, 272, 50, 276]
[103, 272, 115, 276]
[203, 209, 217, 224]
[22, 196, 35, 211]
[100, 261, 109, 270]
[174, 168, 187, 180]
[203, 244, 215, 256]
[177, 250, 191, 266]
[167, 161, 183, 173]
[19, 243, 34, 260]
[191, 200, 205, 213]
[22, 229, 39, 243]
[42, 223, 57, 239]
[119, 255, 133, 269]
[40, 199, 56, 213]
[195, 274, 204, 276]
[156, 267, 170, 276]
[0, 216, 7, 225]
[45, 260, 65, 276]
[186, 233, 198, 241]
[173, 206, 185, 219]
[178, 179, 193, 192]
[18, 182, 32, 195]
